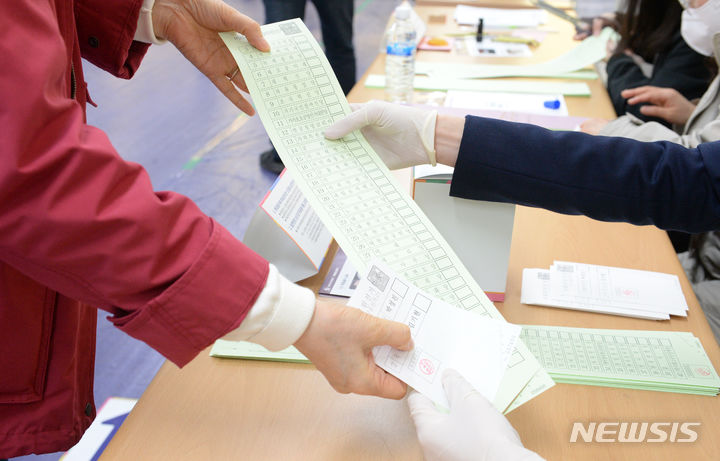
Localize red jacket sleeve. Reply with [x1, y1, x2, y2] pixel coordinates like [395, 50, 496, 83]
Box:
[75, 0, 149, 78]
[0, 1, 269, 366]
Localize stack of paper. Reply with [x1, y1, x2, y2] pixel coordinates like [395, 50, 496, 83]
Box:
[415, 27, 617, 80]
[521, 261, 688, 320]
[364, 74, 592, 96]
[522, 325, 720, 395]
[454, 5, 548, 27]
[444, 91, 569, 116]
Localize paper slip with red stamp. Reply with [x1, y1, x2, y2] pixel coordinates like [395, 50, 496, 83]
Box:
[348, 261, 521, 408]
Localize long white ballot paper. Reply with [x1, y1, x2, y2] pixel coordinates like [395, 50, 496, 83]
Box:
[349, 262, 521, 408]
[220, 19, 552, 412]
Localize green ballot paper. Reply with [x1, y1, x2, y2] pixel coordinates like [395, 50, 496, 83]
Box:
[521, 325, 720, 396]
[210, 340, 310, 363]
[218, 18, 553, 413]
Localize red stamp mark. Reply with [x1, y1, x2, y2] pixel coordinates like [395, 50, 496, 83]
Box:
[419, 358, 434, 375]
[696, 367, 711, 377]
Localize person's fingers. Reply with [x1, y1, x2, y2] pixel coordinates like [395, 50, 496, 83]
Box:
[579, 119, 603, 133]
[442, 369, 489, 408]
[621, 86, 653, 98]
[592, 17, 604, 36]
[367, 365, 408, 399]
[211, 76, 255, 115]
[218, 2, 270, 51]
[369, 317, 413, 351]
[638, 105, 670, 119]
[230, 68, 249, 93]
[324, 107, 371, 139]
[625, 90, 665, 106]
[407, 390, 444, 421]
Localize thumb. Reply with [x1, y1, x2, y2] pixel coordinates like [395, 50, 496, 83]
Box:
[220, 3, 270, 51]
[324, 106, 372, 139]
[442, 369, 491, 409]
[371, 318, 413, 351]
[407, 390, 444, 422]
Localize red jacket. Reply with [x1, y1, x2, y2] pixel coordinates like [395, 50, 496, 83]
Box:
[0, 1, 269, 457]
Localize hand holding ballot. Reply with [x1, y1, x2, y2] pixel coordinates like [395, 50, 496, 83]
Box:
[324, 101, 439, 169]
[325, 101, 466, 169]
[151, 0, 270, 115]
[294, 299, 413, 399]
[408, 370, 545, 461]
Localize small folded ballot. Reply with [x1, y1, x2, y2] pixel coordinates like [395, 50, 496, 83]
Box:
[521, 261, 688, 320]
[348, 261, 521, 408]
[521, 325, 720, 396]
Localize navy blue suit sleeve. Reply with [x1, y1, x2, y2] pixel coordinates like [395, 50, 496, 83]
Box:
[449, 116, 720, 233]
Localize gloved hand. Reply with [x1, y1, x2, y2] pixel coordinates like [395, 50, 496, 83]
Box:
[324, 100, 438, 170]
[408, 369, 545, 461]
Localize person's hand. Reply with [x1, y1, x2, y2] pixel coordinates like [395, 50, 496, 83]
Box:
[151, 0, 270, 115]
[294, 299, 413, 399]
[408, 370, 544, 461]
[621, 86, 697, 126]
[580, 118, 610, 135]
[574, 14, 617, 40]
[324, 100, 438, 169]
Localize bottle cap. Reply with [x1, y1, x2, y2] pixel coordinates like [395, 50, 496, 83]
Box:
[395, 2, 411, 20]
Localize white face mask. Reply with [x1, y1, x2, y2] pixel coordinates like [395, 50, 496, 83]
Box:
[681, 0, 720, 56]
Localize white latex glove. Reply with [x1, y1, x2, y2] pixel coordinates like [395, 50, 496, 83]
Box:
[324, 100, 438, 170]
[408, 369, 545, 461]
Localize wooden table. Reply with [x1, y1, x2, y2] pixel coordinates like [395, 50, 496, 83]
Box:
[100, 7, 720, 461]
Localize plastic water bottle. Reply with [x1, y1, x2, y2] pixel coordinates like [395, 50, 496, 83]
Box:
[385, 2, 416, 103]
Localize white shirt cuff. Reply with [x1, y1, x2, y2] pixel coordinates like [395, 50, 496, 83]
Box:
[222, 264, 316, 351]
[134, 0, 168, 45]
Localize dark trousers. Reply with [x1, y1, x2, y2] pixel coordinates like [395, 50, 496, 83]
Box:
[263, 0, 356, 94]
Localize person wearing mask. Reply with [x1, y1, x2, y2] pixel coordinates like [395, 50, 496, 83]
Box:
[0, 0, 410, 458]
[603, 0, 713, 125]
[581, 0, 720, 147]
[578, 0, 720, 339]
[580, 0, 718, 252]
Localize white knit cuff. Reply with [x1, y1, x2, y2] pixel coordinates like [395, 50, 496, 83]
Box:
[134, 0, 168, 45]
[222, 265, 316, 351]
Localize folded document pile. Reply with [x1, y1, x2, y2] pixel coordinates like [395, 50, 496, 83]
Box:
[521, 261, 688, 320]
[522, 325, 720, 396]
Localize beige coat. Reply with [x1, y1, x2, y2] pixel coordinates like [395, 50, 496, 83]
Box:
[600, 34, 720, 147]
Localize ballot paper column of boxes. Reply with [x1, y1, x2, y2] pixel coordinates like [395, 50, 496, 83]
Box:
[412, 164, 515, 302]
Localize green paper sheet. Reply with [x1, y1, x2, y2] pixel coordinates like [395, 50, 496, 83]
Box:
[210, 340, 309, 363]
[219, 19, 552, 413]
[521, 325, 720, 395]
